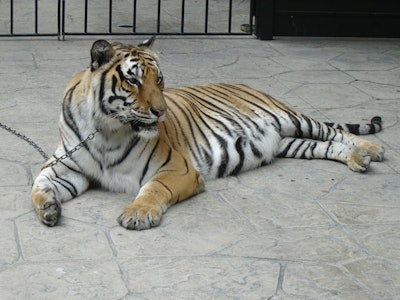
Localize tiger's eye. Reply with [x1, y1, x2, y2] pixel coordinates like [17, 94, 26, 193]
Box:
[127, 77, 141, 87]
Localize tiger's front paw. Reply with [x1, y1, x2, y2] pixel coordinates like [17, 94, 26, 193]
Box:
[117, 203, 163, 230]
[36, 198, 62, 227]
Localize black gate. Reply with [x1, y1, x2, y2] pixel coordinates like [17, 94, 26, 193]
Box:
[0, 0, 263, 39]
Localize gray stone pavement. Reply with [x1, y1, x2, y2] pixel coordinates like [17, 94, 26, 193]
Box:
[0, 36, 400, 299]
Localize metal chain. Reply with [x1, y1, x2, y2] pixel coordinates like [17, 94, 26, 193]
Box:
[43, 131, 97, 169]
[0, 121, 97, 169]
[0, 122, 49, 160]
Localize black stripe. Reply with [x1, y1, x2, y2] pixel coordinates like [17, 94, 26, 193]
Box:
[288, 114, 302, 138]
[51, 168, 78, 197]
[160, 147, 172, 169]
[99, 71, 109, 115]
[324, 141, 333, 158]
[345, 124, 360, 134]
[250, 142, 263, 158]
[107, 136, 141, 168]
[44, 174, 60, 194]
[58, 159, 83, 174]
[203, 147, 213, 169]
[230, 137, 245, 176]
[304, 116, 313, 138]
[153, 179, 173, 199]
[164, 109, 183, 147]
[63, 81, 83, 141]
[108, 95, 127, 104]
[116, 64, 125, 81]
[217, 136, 228, 178]
[292, 140, 306, 157]
[111, 75, 118, 94]
[140, 139, 160, 185]
[278, 138, 296, 158]
[300, 141, 311, 159]
[310, 141, 317, 158]
[182, 158, 190, 175]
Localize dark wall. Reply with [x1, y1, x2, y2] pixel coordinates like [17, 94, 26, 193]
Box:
[255, 0, 400, 39]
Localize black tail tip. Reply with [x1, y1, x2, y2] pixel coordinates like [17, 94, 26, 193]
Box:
[371, 116, 382, 124]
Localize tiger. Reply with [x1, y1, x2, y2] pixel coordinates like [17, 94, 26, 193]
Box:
[31, 37, 385, 230]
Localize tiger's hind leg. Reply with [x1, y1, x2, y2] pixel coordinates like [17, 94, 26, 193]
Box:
[280, 115, 384, 164]
[278, 138, 372, 172]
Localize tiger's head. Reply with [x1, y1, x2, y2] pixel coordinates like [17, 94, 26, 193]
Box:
[88, 37, 165, 138]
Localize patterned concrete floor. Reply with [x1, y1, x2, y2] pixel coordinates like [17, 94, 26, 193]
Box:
[0, 36, 399, 299]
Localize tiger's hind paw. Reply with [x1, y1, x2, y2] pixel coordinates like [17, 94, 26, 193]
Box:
[365, 141, 384, 162]
[348, 148, 371, 173]
[36, 198, 62, 227]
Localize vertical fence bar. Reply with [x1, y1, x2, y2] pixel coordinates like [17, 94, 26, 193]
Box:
[228, 0, 232, 33]
[10, 0, 13, 34]
[61, 0, 65, 40]
[84, 0, 88, 33]
[157, 0, 161, 33]
[132, 0, 137, 32]
[35, 0, 38, 34]
[204, 0, 209, 33]
[109, 0, 112, 33]
[180, 0, 185, 33]
[57, 0, 61, 39]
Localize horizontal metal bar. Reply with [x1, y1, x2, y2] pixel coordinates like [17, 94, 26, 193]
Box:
[61, 32, 251, 36]
[0, 33, 59, 37]
[0, 31, 251, 38]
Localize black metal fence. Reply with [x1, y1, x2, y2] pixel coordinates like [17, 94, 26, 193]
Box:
[0, 0, 60, 37]
[0, 0, 265, 40]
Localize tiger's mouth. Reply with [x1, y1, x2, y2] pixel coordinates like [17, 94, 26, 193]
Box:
[129, 120, 158, 132]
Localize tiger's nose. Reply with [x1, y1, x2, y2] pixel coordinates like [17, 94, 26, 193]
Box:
[150, 107, 166, 118]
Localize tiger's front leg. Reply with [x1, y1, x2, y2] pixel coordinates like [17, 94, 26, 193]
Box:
[117, 154, 205, 230]
[31, 163, 89, 226]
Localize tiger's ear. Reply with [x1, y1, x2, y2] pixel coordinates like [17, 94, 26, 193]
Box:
[137, 36, 156, 49]
[90, 40, 116, 71]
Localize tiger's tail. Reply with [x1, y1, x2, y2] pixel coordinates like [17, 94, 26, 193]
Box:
[324, 116, 382, 135]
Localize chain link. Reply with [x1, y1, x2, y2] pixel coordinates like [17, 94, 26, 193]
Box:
[43, 131, 97, 169]
[0, 121, 97, 169]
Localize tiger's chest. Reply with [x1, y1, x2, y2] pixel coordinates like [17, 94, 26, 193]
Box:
[82, 134, 159, 195]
